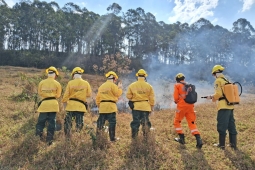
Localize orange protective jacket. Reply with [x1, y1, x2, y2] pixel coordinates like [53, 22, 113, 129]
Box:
[173, 81, 194, 107]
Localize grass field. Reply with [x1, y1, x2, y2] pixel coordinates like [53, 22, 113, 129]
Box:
[0, 66, 255, 170]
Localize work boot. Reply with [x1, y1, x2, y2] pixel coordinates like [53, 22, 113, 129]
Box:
[214, 134, 225, 150]
[36, 130, 43, 141]
[131, 128, 138, 139]
[229, 134, 237, 150]
[109, 126, 117, 142]
[46, 132, 54, 146]
[64, 124, 71, 139]
[142, 125, 150, 139]
[195, 134, 203, 149]
[174, 134, 185, 144]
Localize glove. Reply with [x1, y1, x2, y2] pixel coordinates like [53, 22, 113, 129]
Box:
[151, 106, 154, 111]
[117, 82, 123, 89]
[206, 96, 213, 100]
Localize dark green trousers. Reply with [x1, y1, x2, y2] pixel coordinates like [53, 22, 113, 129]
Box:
[36, 112, 56, 141]
[131, 110, 151, 138]
[64, 111, 84, 135]
[97, 112, 117, 141]
[97, 112, 116, 130]
[217, 109, 237, 136]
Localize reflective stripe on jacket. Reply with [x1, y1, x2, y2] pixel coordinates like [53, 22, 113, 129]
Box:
[173, 81, 193, 106]
[126, 77, 155, 111]
[62, 78, 92, 112]
[37, 77, 62, 112]
[96, 80, 122, 113]
[212, 74, 234, 110]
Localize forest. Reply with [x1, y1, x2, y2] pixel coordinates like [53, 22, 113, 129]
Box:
[0, 1, 255, 83]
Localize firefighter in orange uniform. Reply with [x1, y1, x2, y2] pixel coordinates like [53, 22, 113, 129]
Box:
[206, 65, 237, 150]
[36, 66, 62, 145]
[96, 71, 122, 142]
[173, 73, 203, 148]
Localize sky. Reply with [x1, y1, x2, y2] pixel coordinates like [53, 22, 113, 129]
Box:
[4, 0, 255, 30]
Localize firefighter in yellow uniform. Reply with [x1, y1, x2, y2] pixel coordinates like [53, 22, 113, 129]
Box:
[207, 65, 237, 150]
[62, 67, 92, 137]
[126, 69, 155, 139]
[36, 66, 62, 145]
[96, 71, 122, 142]
[173, 73, 203, 148]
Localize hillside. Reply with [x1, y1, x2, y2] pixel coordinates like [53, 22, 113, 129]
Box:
[0, 66, 255, 170]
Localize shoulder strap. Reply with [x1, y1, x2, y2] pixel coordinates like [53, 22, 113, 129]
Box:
[218, 78, 229, 103]
[221, 77, 230, 83]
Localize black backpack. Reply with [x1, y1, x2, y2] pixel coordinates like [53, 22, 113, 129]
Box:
[181, 83, 197, 104]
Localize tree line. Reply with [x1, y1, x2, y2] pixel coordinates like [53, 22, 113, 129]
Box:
[0, 1, 255, 83]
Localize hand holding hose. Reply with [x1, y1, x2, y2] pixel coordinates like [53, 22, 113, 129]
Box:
[201, 96, 212, 100]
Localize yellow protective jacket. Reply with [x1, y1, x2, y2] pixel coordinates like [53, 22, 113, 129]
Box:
[37, 77, 62, 113]
[96, 80, 122, 113]
[212, 74, 234, 110]
[62, 78, 92, 112]
[126, 77, 155, 111]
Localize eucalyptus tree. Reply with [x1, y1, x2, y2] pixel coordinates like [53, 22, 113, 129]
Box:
[107, 2, 122, 15]
[123, 7, 146, 58]
[47, 2, 62, 52]
[231, 18, 255, 67]
[30, 0, 59, 50]
[0, 0, 10, 50]
[166, 21, 183, 64]
[76, 7, 89, 54]
[189, 18, 215, 64]
[139, 12, 159, 58]
[171, 22, 193, 65]
[83, 11, 100, 55]
[100, 3, 125, 55]
[9, 0, 34, 50]
[98, 14, 124, 55]
[210, 25, 232, 64]
[61, 3, 82, 53]
[157, 21, 172, 62]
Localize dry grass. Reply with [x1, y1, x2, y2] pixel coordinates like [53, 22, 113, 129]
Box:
[0, 66, 255, 170]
